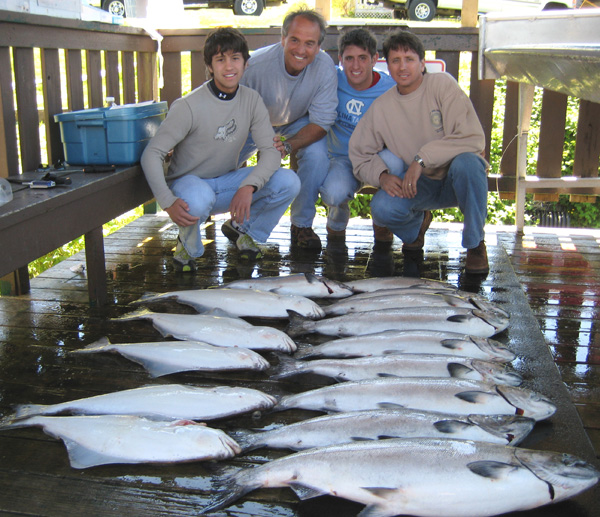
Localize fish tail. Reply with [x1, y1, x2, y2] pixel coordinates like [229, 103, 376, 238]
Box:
[201, 471, 259, 514]
[128, 291, 160, 306]
[227, 429, 261, 452]
[71, 336, 111, 354]
[271, 354, 301, 379]
[12, 404, 48, 420]
[0, 414, 34, 430]
[110, 307, 153, 322]
[285, 310, 312, 337]
[293, 346, 317, 360]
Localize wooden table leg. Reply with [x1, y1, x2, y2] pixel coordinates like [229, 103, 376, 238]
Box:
[84, 226, 108, 307]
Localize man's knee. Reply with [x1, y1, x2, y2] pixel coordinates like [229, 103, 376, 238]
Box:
[449, 153, 487, 179]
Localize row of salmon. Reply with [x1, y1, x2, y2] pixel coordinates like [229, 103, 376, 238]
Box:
[2, 273, 597, 516]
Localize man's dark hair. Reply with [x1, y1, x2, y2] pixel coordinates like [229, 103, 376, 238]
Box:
[282, 8, 327, 45]
[338, 28, 377, 57]
[382, 30, 425, 62]
[204, 27, 250, 72]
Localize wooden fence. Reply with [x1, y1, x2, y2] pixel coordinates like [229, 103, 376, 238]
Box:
[1, 9, 599, 201]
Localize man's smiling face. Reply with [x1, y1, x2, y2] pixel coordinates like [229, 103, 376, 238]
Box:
[341, 44, 378, 91]
[281, 15, 321, 76]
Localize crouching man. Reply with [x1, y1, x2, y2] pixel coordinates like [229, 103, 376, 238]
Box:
[349, 30, 489, 275]
[141, 27, 300, 271]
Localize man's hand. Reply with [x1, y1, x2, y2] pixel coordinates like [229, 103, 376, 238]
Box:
[165, 198, 200, 227]
[380, 162, 422, 199]
[229, 185, 254, 224]
[274, 135, 288, 159]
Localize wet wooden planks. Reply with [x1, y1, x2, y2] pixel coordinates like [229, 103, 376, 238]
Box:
[0, 215, 599, 516]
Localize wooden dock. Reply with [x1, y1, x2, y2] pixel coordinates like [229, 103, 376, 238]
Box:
[0, 213, 598, 516]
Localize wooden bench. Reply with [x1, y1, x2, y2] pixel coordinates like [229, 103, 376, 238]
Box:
[0, 166, 152, 306]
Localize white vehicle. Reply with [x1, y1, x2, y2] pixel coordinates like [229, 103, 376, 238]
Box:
[380, 0, 573, 22]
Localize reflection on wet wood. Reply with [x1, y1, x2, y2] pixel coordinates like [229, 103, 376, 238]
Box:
[0, 215, 598, 516]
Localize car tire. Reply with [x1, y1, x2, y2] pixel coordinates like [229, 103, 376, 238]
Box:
[407, 0, 436, 21]
[102, 0, 126, 17]
[233, 0, 264, 15]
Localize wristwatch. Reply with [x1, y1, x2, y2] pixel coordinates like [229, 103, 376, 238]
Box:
[283, 141, 293, 156]
[414, 154, 426, 168]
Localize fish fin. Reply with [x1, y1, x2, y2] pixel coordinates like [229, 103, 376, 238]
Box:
[202, 307, 238, 318]
[377, 373, 400, 378]
[433, 419, 473, 434]
[71, 336, 111, 354]
[447, 314, 471, 323]
[455, 391, 497, 404]
[351, 436, 376, 442]
[441, 339, 465, 350]
[358, 505, 395, 517]
[201, 471, 257, 514]
[361, 487, 400, 498]
[467, 460, 520, 480]
[293, 347, 318, 360]
[285, 310, 312, 338]
[288, 482, 328, 500]
[447, 363, 475, 379]
[377, 402, 405, 409]
[304, 272, 320, 285]
[64, 438, 132, 469]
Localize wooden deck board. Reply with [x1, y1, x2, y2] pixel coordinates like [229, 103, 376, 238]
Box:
[0, 214, 599, 516]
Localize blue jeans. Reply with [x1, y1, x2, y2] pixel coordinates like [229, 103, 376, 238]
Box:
[320, 155, 360, 231]
[170, 167, 300, 257]
[238, 115, 328, 229]
[372, 150, 488, 249]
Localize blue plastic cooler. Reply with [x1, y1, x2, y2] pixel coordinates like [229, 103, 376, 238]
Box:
[54, 101, 168, 165]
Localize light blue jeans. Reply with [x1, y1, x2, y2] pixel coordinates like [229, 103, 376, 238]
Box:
[238, 115, 329, 229]
[372, 150, 488, 249]
[320, 155, 360, 231]
[169, 167, 300, 257]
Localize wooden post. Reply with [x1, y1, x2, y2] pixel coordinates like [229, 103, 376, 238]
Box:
[315, 0, 331, 21]
[461, 0, 479, 27]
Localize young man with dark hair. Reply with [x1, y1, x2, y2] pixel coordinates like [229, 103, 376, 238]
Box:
[349, 30, 490, 275]
[141, 27, 300, 272]
[319, 28, 395, 243]
[236, 8, 338, 251]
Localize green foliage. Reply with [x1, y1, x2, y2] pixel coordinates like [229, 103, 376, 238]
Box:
[27, 206, 144, 279]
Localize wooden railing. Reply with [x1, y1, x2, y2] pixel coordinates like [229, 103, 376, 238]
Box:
[1, 10, 599, 210]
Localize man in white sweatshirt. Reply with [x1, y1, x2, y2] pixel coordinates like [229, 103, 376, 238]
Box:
[141, 27, 300, 272]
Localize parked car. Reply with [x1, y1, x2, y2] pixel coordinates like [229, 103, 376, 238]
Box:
[381, 0, 573, 21]
[94, 0, 281, 17]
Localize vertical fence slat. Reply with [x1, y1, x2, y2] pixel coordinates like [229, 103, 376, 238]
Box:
[499, 81, 519, 190]
[435, 50, 459, 80]
[13, 47, 41, 172]
[41, 48, 64, 165]
[86, 49, 104, 108]
[571, 99, 600, 203]
[106, 50, 121, 105]
[468, 52, 494, 163]
[533, 89, 568, 202]
[66, 49, 85, 111]
[137, 51, 156, 101]
[122, 51, 136, 104]
[161, 52, 182, 106]
[191, 50, 206, 90]
[0, 47, 19, 176]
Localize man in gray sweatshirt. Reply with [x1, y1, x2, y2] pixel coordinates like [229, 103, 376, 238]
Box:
[141, 28, 300, 272]
[238, 8, 338, 252]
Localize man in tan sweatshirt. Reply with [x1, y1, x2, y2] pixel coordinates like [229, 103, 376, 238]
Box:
[349, 30, 489, 275]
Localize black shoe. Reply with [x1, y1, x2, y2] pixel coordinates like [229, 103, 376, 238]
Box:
[221, 219, 243, 243]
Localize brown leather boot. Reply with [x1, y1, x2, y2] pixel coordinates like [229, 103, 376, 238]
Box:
[465, 240, 489, 275]
[402, 211, 432, 252]
[373, 222, 394, 244]
[326, 226, 346, 242]
[291, 224, 322, 250]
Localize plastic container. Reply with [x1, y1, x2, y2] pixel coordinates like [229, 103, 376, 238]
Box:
[54, 101, 168, 165]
